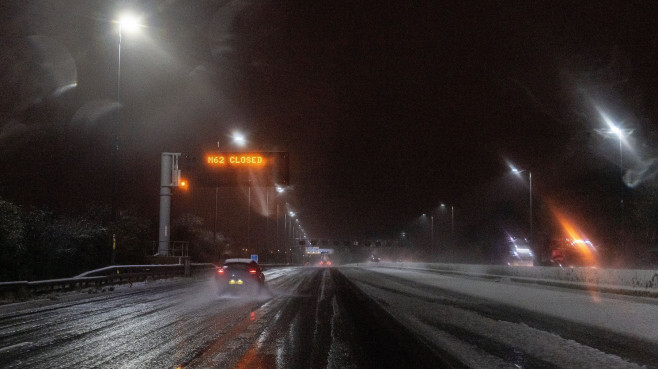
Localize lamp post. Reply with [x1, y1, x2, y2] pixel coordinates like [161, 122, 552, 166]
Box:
[511, 168, 532, 247]
[266, 187, 269, 254]
[247, 183, 251, 252]
[111, 13, 142, 264]
[422, 214, 434, 249]
[114, 13, 142, 208]
[287, 210, 296, 255]
[276, 201, 280, 253]
[603, 124, 631, 214]
[213, 133, 246, 257]
[440, 203, 454, 243]
[223, 131, 250, 251]
[430, 214, 435, 248]
[275, 186, 288, 255]
[596, 111, 633, 253]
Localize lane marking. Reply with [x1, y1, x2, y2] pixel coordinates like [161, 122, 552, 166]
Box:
[0, 342, 33, 353]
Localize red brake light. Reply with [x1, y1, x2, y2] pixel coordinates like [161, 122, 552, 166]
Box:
[249, 269, 257, 274]
[217, 268, 225, 274]
[327, 261, 332, 266]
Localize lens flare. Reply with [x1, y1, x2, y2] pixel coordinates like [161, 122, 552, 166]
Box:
[549, 204, 599, 267]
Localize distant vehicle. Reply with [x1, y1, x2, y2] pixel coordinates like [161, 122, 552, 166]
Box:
[548, 238, 599, 267]
[318, 251, 332, 266]
[505, 239, 535, 266]
[303, 251, 333, 266]
[370, 255, 381, 262]
[494, 236, 535, 266]
[507, 245, 535, 266]
[215, 258, 265, 295]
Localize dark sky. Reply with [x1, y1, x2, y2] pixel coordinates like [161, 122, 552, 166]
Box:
[1, 0, 658, 244]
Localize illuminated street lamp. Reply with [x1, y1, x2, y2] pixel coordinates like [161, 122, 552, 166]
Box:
[216, 131, 252, 250]
[111, 12, 143, 264]
[440, 203, 454, 242]
[114, 11, 143, 145]
[286, 209, 297, 250]
[274, 185, 291, 253]
[214, 133, 247, 255]
[422, 214, 434, 248]
[596, 109, 634, 251]
[293, 218, 302, 257]
[232, 131, 246, 147]
[598, 113, 633, 182]
[511, 167, 533, 247]
[282, 207, 296, 263]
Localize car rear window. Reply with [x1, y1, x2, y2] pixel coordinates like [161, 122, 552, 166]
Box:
[223, 263, 256, 271]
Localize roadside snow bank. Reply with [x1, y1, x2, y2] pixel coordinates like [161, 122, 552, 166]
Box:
[357, 262, 658, 296]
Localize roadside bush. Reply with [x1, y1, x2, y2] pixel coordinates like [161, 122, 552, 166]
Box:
[1, 198, 153, 280]
[0, 197, 26, 280]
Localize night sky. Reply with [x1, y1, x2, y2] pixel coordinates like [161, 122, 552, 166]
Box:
[1, 1, 658, 247]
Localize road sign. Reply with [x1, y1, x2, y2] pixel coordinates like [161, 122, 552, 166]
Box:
[251, 254, 258, 263]
[183, 151, 289, 186]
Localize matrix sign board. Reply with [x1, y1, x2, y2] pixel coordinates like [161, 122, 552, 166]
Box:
[185, 151, 289, 186]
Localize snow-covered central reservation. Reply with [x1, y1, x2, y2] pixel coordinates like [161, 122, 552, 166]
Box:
[343, 265, 658, 369]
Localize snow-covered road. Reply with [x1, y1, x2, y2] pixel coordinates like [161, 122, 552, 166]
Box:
[342, 265, 658, 368]
[2, 265, 656, 368]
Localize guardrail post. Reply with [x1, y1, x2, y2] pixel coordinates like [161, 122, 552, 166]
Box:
[183, 257, 190, 276]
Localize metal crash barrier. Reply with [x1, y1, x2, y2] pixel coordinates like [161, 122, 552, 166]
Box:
[0, 263, 218, 297]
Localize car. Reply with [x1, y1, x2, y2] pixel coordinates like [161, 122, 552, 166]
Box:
[215, 258, 265, 295]
[505, 239, 535, 267]
[548, 238, 599, 267]
[318, 252, 332, 266]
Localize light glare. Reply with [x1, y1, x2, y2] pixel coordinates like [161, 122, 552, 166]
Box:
[232, 132, 246, 146]
[118, 13, 142, 34]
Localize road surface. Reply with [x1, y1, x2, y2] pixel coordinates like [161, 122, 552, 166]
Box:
[1, 265, 657, 368]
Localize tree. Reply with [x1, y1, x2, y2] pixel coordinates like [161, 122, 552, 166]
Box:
[172, 213, 224, 262]
[0, 197, 25, 281]
[110, 208, 151, 265]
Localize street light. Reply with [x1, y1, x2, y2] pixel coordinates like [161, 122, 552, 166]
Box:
[231, 131, 250, 253]
[597, 111, 633, 182]
[440, 203, 454, 243]
[286, 209, 296, 251]
[213, 133, 246, 257]
[111, 12, 143, 264]
[232, 131, 246, 147]
[422, 214, 434, 248]
[114, 12, 143, 147]
[430, 215, 434, 247]
[596, 108, 634, 252]
[511, 167, 533, 247]
[219, 131, 253, 251]
[274, 185, 290, 255]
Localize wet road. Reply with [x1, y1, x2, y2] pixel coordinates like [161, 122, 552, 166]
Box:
[2, 266, 656, 368]
[0, 267, 448, 369]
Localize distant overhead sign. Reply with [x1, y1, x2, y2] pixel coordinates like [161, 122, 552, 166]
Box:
[184, 151, 289, 186]
[206, 154, 266, 166]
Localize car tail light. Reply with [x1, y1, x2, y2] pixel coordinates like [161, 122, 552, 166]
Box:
[249, 269, 257, 274]
[217, 268, 225, 274]
[327, 261, 332, 266]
